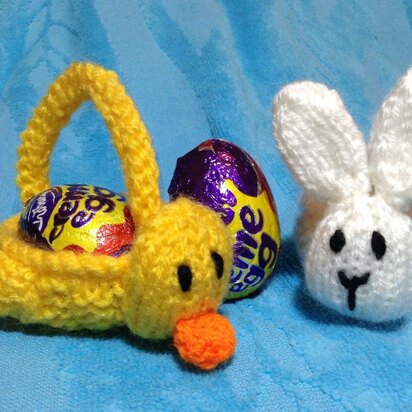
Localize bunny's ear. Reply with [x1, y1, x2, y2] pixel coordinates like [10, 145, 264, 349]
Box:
[273, 82, 371, 203]
[369, 68, 412, 213]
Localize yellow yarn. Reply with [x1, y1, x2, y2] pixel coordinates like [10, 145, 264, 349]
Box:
[17, 62, 160, 226]
[0, 62, 234, 367]
[123, 197, 231, 339]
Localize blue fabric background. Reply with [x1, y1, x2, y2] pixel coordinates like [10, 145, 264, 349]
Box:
[0, 1, 411, 410]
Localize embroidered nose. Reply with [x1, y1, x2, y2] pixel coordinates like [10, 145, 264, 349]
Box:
[338, 271, 370, 311]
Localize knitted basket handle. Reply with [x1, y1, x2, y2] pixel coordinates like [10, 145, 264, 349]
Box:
[16, 62, 161, 225]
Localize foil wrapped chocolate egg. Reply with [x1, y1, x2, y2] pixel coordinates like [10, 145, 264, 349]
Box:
[19, 185, 135, 257]
[169, 139, 280, 299]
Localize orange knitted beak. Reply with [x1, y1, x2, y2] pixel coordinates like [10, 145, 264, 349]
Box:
[174, 311, 236, 370]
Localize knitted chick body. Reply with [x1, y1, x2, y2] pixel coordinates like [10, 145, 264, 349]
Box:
[0, 62, 236, 370]
[0, 198, 230, 339]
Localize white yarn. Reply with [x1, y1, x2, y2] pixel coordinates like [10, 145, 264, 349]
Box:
[369, 68, 412, 213]
[273, 81, 371, 203]
[273, 70, 412, 322]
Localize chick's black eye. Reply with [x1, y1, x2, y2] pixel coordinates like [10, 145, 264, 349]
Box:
[330, 229, 346, 253]
[371, 231, 386, 260]
[211, 252, 224, 279]
[177, 265, 192, 292]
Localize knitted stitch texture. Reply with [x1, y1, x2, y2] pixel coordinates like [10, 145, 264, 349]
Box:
[174, 312, 236, 370]
[0, 62, 235, 370]
[273, 68, 412, 322]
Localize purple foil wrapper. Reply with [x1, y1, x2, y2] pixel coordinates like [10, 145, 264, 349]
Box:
[169, 139, 265, 225]
[19, 187, 63, 248]
[168, 139, 280, 299]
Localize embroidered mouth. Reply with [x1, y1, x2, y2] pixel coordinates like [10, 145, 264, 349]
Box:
[338, 271, 370, 311]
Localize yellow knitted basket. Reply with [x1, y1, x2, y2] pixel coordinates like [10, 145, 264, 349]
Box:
[0, 62, 236, 370]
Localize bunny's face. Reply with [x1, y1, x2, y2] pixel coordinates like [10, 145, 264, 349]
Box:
[305, 195, 412, 322]
[123, 197, 232, 339]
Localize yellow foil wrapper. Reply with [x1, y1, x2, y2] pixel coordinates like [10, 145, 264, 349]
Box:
[19, 185, 135, 257]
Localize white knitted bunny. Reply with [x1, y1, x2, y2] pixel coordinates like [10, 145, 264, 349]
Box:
[273, 68, 412, 322]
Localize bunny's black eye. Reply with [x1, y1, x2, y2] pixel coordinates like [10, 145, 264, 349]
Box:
[371, 231, 386, 260]
[330, 229, 345, 253]
[211, 252, 224, 279]
[177, 265, 193, 292]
